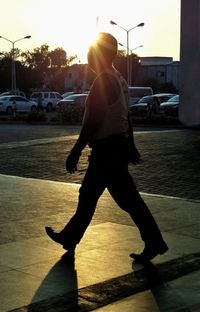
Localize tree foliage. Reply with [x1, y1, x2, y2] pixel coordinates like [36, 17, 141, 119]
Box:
[0, 44, 78, 94]
[49, 48, 67, 67]
[114, 50, 140, 85]
[21, 44, 50, 70]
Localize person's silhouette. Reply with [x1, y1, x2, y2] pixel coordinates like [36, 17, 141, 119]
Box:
[45, 32, 168, 262]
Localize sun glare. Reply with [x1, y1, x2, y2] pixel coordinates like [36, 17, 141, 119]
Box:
[0, 0, 180, 63]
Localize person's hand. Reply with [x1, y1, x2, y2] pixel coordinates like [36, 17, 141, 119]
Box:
[129, 145, 141, 165]
[66, 148, 81, 174]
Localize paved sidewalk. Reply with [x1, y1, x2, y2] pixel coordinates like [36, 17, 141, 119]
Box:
[0, 127, 199, 200]
[0, 174, 200, 312]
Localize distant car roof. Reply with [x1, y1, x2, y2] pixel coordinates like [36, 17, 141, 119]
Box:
[63, 93, 87, 100]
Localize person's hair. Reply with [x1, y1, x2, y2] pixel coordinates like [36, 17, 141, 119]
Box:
[92, 32, 118, 63]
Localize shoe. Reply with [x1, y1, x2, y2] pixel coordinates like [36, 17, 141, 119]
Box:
[130, 241, 168, 263]
[45, 227, 76, 251]
[45, 226, 63, 244]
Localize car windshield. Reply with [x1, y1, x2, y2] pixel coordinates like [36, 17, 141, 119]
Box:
[167, 95, 179, 102]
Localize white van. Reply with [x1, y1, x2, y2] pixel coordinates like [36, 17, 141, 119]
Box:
[128, 87, 153, 105]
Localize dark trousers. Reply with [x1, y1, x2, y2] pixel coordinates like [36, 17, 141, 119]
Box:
[61, 136, 165, 248]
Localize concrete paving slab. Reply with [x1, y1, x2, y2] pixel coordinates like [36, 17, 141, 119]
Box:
[0, 265, 12, 274]
[94, 270, 200, 312]
[0, 241, 57, 269]
[0, 174, 200, 311]
[94, 290, 161, 312]
[170, 270, 200, 311]
[0, 221, 199, 311]
[0, 268, 73, 312]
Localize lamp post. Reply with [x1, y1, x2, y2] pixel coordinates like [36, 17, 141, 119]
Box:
[119, 43, 143, 85]
[110, 20, 144, 85]
[0, 35, 31, 94]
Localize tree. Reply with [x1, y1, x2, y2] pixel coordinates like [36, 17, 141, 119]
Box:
[114, 49, 127, 80]
[0, 44, 91, 94]
[0, 56, 12, 91]
[21, 44, 50, 71]
[113, 50, 140, 85]
[49, 48, 67, 67]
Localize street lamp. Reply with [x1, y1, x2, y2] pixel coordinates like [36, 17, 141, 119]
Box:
[118, 43, 143, 53]
[0, 35, 31, 94]
[110, 20, 144, 85]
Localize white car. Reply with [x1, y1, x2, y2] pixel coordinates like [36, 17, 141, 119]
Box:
[0, 95, 37, 114]
[0, 90, 26, 98]
[30, 92, 63, 111]
[62, 91, 76, 98]
[56, 93, 88, 110]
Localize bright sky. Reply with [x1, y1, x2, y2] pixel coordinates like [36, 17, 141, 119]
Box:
[0, 0, 181, 63]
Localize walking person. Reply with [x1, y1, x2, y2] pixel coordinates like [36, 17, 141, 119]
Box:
[45, 32, 168, 262]
[37, 93, 43, 112]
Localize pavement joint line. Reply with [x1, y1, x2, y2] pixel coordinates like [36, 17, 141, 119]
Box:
[1, 173, 199, 204]
[8, 252, 200, 312]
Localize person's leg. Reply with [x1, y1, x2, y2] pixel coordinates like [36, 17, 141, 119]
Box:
[107, 166, 168, 261]
[46, 161, 106, 250]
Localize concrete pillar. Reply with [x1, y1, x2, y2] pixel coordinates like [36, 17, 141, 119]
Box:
[179, 0, 200, 127]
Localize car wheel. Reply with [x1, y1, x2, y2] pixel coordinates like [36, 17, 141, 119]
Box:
[31, 105, 37, 112]
[46, 103, 52, 112]
[6, 106, 13, 115]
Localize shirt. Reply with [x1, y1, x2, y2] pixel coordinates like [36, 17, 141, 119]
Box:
[83, 68, 130, 142]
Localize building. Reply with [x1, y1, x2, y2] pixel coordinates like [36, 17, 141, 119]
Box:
[64, 64, 90, 92]
[137, 56, 180, 91]
[179, 0, 200, 126]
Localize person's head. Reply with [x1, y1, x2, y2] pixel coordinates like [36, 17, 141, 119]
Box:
[87, 32, 118, 73]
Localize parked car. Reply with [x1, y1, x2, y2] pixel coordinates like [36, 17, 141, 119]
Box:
[128, 86, 153, 105]
[160, 95, 179, 117]
[56, 93, 88, 111]
[30, 92, 63, 111]
[62, 91, 77, 98]
[130, 93, 176, 116]
[0, 90, 26, 98]
[0, 95, 37, 114]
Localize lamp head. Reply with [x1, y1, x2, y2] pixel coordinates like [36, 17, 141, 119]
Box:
[110, 20, 117, 25]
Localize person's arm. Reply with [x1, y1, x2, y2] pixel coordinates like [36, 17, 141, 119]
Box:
[66, 75, 107, 173]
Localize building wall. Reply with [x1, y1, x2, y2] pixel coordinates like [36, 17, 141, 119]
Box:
[138, 60, 180, 90]
[140, 56, 173, 66]
[179, 0, 200, 126]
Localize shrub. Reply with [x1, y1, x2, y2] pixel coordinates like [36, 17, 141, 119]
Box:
[26, 111, 47, 123]
[57, 105, 84, 123]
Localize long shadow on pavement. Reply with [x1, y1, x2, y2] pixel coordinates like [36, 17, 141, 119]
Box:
[27, 254, 78, 312]
[133, 261, 190, 311]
